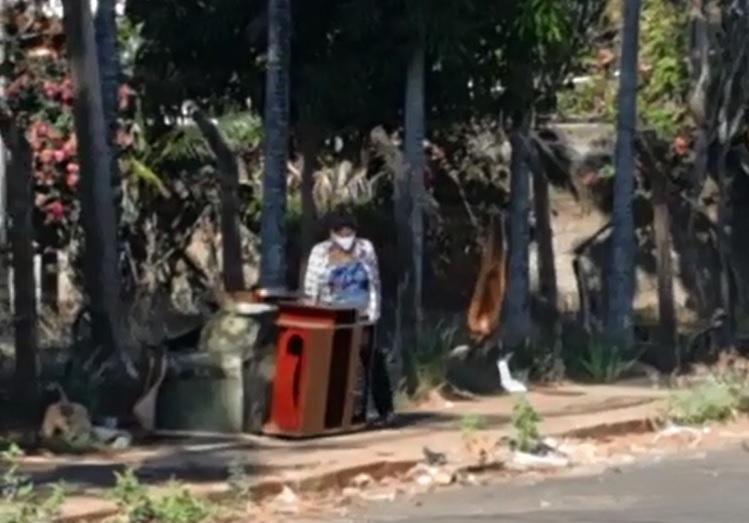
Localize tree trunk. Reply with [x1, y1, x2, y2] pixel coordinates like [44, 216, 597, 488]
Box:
[93, 0, 120, 203]
[62, 0, 126, 364]
[0, 0, 10, 312]
[2, 123, 38, 412]
[530, 148, 560, 374]
[716, 147, 736, 349]
[502, 118, 532, 351]
[404, 41, 426, 349]
[652, 168, 678, 370]
[192, 110, 245, 292]
[259, 0, 291, 288]
[298, 121, 321, 285]
[606, 0, 641, 353]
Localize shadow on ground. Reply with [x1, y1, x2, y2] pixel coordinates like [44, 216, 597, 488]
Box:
[13, 392, 657, 492]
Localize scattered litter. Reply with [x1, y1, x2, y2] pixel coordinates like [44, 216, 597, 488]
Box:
[653, 423, 707, 447]
[510, 450, 570, 470]
[497, 354, 527, 394]
[415, 473, 433, 486]
[360, 490, 398, 502]
[350, 473, 374, 488]
[422, 446, 448, 466]
[274, 485, 299, 506]
[432, 468, 457, 486]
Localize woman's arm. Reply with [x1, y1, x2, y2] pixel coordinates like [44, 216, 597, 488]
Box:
[359, 239, 381, 322]
[303, 243, 327, 300]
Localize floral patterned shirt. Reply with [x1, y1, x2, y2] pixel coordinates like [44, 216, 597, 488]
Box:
[302, 238, 381, 322]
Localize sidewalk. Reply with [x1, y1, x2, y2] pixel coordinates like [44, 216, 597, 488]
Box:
[20, 382, 667, 520]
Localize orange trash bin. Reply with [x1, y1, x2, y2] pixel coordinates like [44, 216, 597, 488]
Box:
[262, 300, 374, 437]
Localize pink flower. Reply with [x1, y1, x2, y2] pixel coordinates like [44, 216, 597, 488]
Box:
[43, 81, 58, 99]
[53, 149, 66, 162]
[39, 149, 54, 163]
[66, 172, 79, 188]
[46, 200, 65, 221]
[63, 138, 77, 155]
[35, 123, 49, 138]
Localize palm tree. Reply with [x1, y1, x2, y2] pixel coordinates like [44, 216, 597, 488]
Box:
[606, 0, 641, 353]
[94, 0, 119, 186]
[259, 0, 291, 288]
[2, 121, 38, 410]
[502, 118, 532, 351]
[400, 38, 426, 391]
[62, 0, 127, 367]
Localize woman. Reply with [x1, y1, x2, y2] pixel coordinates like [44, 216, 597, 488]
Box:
[303, 207, 394, 425]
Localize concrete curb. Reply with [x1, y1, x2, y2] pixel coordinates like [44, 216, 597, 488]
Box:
[55, 409, 664, 522]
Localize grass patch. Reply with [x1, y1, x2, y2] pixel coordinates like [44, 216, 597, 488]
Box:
[459, 413, 488, 433]
[111, 468, 215, 523]
[666, 371, 749, 425]
[391, 316, 464, 401]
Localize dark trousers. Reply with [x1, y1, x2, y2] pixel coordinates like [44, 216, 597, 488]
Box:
[355, 326, 394, 420]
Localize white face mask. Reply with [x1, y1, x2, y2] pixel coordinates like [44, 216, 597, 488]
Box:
[333, 234, 356, 251]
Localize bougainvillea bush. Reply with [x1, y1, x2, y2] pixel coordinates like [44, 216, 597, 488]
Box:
[3, 1, 135, 251]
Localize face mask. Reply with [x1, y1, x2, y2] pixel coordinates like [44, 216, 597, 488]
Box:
[333, 234, 355, 251]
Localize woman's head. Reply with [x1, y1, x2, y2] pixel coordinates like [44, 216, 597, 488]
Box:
[326, 207, 357, 251]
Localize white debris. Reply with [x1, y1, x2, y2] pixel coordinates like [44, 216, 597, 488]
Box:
[274, 485, 299, 506]
[653, 422, 708, 447]
[350, 473, 374, 488]
[497, 354, 527, 394]
[510, 450, 570, 470]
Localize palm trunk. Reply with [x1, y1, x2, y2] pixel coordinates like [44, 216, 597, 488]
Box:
[652, 168, 677, 370]
[259, 0, 291, 288]
[530, 149, 560, 374]
[716, 146, 736, 348]
[193, 110, 245, 292]
[94, 0, 124, 289]
[606, 0, 641, 353]
[93, 0, 120, 191]
[0, 0, 9, 310]
[405, 41, 425, 347]
[1, 122, 38, 412]
[298, 121, 321, 285]
[502, 117, 532, 351]
[62, 0, 125, 362]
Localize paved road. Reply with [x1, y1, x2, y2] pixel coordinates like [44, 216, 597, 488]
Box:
[300, 447, 749, 522]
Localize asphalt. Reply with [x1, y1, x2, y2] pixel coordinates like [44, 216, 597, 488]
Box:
[298, 446, 749, 522]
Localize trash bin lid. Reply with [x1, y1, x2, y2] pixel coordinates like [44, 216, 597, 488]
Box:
[253, 287, 299, 299]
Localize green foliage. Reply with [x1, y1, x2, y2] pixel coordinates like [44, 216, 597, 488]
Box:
[459, 413, 489, 433]
[111, 468, 213, 523]
[567, 335, 638, 383]
[557, 0, 688, 136]
[0, 444, 68, 523]
[511, 397, 542, 452]
[667, 372, 749, 425]
[226, 460, 251, 501]
[406, 318, 462, 394]
[638, 0, 689, 136]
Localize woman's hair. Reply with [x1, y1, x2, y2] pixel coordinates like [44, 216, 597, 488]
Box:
[325, 206, 357, 232]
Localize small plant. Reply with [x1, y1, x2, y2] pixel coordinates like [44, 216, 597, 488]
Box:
[153, 483, 212, 523]
[0, 444, 68, 523]
[412, 318, 462, 395]
[511, 397, 542, 453]
[459, 413, 488, 433]
[111, 468, 156, 523]
[573, 337, 638, 384]
[226, 460, 251, 500]
[111, 468, 212, 523]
